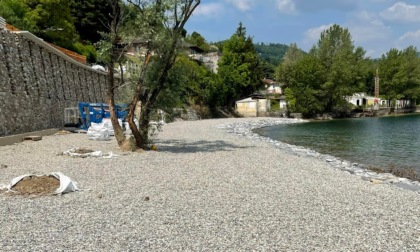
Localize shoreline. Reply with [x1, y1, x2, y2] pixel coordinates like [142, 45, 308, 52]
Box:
[218, 118, 420, 193]
[0, 117, 419, 250]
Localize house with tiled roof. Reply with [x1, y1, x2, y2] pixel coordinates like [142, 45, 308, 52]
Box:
[263, 78, 282, 95]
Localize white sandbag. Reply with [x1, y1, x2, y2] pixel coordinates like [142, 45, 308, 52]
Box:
[7, 172, 78, 195]
[87, 122, 110, 141]
[101, 118, 122, 136]
[63, 148, 103, 157]
[51, 172, 79, 194]
[62, 148, 118, 159]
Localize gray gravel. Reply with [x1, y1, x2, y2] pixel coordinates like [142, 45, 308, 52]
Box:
[0, 117, 419, 251]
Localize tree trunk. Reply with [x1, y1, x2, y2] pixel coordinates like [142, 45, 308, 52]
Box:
[105, 0, 136, 151]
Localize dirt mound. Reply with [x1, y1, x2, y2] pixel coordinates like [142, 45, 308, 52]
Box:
[11, 176, 60, 196]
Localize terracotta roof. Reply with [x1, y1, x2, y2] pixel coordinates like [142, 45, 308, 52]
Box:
[48, 43, 86, 64]
[263, 79, 276, 85]
[6, 23, 19, 31]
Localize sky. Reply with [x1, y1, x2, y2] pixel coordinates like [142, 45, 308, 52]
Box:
[185, 0, 420, 58]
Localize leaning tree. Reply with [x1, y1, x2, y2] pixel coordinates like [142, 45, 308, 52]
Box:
[104, 0, 200, 150]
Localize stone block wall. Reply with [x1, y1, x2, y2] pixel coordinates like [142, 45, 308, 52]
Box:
[0, 29, 108, 136]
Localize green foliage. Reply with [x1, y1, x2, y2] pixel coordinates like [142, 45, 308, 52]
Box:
[0, 0, 35, 30]
[25, 0, 79, 48]
[185, 31, 211, 52]
[71, 42, 97, 63]
[279, 25, 370, 117]
[276, 43, 305, 85]
[211, 40, 226, 52]
[156, 55, 217, 108]
[217, 22, 264, 106]
[69, 0, 114, 44]
[0, 0, 114, 61]
[312, 24, 368, 115]
[379, 46, 420, 101]
[284, 54, 325, 117]
[270, 99, 281, 111]
[254, 42, 290, 66]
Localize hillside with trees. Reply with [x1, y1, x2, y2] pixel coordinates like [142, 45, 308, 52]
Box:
[2, 0, 420, 124]
[0, 0, 112, 62]
[276, 24, 420, 118]
[254, 43, 289, 66]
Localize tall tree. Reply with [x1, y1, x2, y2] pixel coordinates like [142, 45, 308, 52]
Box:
[102, 0, 200, 150]
[24, 0, 79, 48]
[310, 24, 368, 115]
[0, 0, 35, 30]
[69, 0, 114, 44]
[283, 54, 325, 117]
[276, 43, 305, 85]
[379, 46, 420, 102]
[217, 22, 263, 106]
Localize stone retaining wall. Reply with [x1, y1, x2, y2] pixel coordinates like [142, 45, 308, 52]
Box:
[0, 29, 108, 136]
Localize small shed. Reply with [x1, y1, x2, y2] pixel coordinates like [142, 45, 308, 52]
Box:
[235, 97, 270, 117]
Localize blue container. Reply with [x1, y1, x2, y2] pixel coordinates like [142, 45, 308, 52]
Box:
[78, 102, 128, 130]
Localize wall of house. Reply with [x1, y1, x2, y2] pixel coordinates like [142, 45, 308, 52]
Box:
[257, 99, 270, 113]
[236, 101, 258, 117]
[0, 29, 108, 136]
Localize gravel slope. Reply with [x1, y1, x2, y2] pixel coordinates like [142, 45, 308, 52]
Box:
[0, 118, 419, 251]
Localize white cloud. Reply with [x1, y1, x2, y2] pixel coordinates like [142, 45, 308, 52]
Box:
[380, 2, 420, 23]
[398, 30, 420, 49]
[225, 0, 255, 11]
[194, 3, 224, 17]
[276, 0, 297, 14]
[348, 11, 391, 43]
[277, 0, 357, 14]
[302, 24, 333, 49]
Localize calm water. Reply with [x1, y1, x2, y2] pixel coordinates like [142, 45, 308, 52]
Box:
[257, 114, 420, 173]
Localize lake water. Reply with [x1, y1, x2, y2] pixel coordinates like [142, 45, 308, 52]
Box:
[256, 113, 420, 174]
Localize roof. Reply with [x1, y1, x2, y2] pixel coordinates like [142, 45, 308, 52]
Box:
[181, 41, 205, 53]
[236, 97, 257, 103]
[236, 95, 268, 103]
[263, 78, 277, 85]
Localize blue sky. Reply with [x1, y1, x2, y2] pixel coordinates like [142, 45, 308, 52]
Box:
[185, 0, 420, 58]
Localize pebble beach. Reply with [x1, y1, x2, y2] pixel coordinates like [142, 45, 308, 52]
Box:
[0, 117, 419, 251]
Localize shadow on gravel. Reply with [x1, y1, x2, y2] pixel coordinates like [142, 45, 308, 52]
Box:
[155, 139, 252, 153]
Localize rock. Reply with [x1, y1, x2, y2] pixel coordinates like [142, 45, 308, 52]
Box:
[385, 178, 400, 184]
[370, 179, 383, 184]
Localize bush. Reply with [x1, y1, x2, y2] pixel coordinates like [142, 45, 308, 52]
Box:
[270, 99, 281, 111]
[71, 42, 97, 63]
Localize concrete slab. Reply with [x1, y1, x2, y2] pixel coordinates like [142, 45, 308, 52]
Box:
[0, 129, 60, 146]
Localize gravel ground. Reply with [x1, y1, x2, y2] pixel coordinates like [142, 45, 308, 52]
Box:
[0, 117, 419, 251]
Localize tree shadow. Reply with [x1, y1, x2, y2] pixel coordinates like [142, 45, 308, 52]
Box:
[155, 139, 252, 153]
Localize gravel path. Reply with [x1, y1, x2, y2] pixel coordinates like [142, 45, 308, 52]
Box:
[0, 118, 419, 251]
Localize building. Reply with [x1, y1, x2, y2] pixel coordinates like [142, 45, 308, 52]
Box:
[235, 97, 270, 117]
[262, 79, 282, 95]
